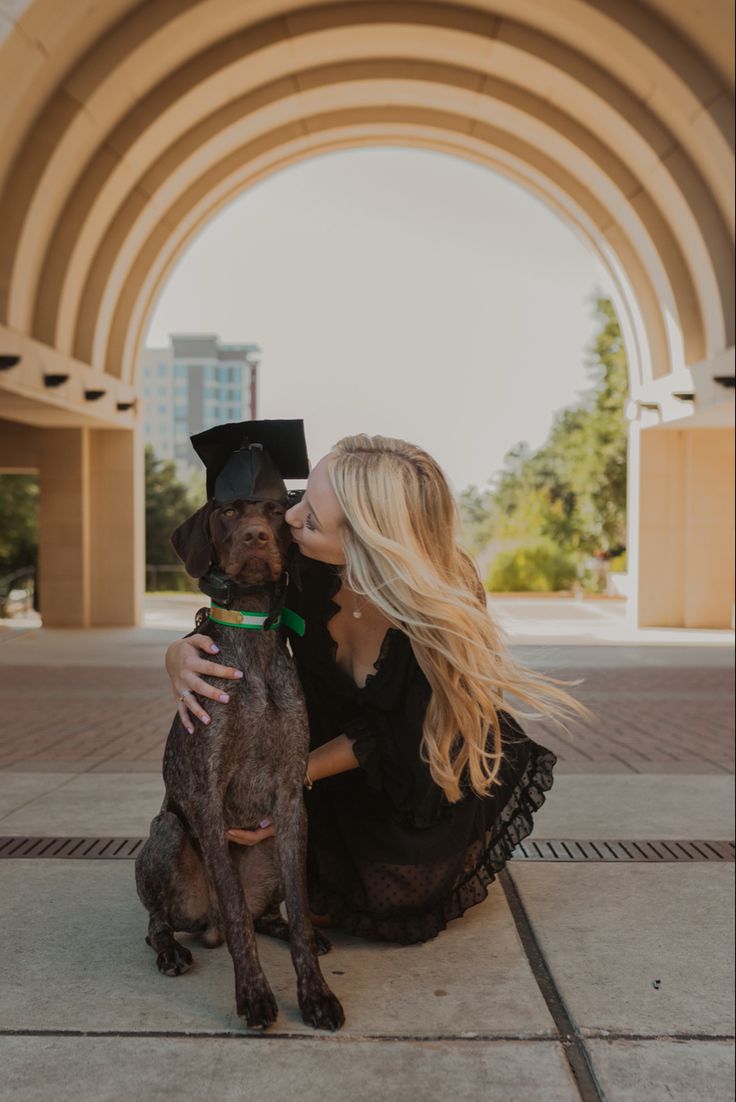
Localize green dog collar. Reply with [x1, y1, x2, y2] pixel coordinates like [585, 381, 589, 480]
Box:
[208, 602, 305, 637]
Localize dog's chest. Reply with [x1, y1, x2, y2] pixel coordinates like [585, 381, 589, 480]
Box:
[221, 636, 307, 731]
[223, 765, 274, 828]
[197, 630, 309, 826]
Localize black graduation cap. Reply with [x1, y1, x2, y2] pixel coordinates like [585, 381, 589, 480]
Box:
[190, 419, 309, 504]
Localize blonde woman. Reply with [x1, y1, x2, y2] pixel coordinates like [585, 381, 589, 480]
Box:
[166, 434, 594, 944]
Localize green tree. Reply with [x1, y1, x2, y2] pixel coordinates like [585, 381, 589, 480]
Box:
[458, 483, 497, 554]
[535, 295, 628, 552]
[0, 474, 38, 574]
[459, 293, 629, 590]
[486, 538, 579, 593]
[145, 445, 199, 565]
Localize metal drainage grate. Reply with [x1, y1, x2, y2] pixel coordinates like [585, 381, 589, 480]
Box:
[514, 839, 735, 862]
[0, 836, 144, 859]
[0, 836, 733, 862]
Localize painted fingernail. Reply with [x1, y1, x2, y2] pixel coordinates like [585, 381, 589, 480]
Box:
[259, 819, 270, 829]
[219, 693, 229, 703]
[210, 644, 219, 653]
[233, 670, 244, 679]
[187, 727, 193, 734]
[201, 715, 210, 724]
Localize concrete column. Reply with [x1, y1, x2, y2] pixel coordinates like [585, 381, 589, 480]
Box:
[637, 424, 735, 628]
[683, 428, 735, 629]
[89, 426, 144, 626]
[36, 425, 144, 627]
[37, 428, 91, 627]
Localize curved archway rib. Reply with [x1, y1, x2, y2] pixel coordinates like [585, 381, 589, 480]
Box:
[36, 41, 729, 371]
[65, 65, 709, 380]
[102, 110, 662, 393]
[0, 0, 730, 387]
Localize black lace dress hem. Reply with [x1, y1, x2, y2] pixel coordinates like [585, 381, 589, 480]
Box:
[307, 739, 557, 945]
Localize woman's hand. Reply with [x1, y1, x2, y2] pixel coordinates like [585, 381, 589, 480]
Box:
[165, 635, 244, 732]
[226, 818, 274, 846]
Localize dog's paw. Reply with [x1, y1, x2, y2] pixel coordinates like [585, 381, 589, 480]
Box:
[315, 929, 333, 955]
[155, 941, 193, 977]
[238, 981, 278, 1029]
[299, 982, 345, 1032]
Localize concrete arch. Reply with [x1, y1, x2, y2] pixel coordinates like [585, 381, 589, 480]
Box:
[39, 52, 723, 386]
[109, 119, 653, 398]
[0, 0, 732, 629]
[104, 107, 656, 390]
[0, 2, 732, 387]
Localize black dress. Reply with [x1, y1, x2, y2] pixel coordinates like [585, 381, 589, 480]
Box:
[284, 553, 558, 945]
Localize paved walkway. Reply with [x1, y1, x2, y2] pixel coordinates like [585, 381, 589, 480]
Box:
[0, 596, 733, 1102]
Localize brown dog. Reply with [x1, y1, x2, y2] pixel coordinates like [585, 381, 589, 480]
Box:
[135, 496, 344, 1031]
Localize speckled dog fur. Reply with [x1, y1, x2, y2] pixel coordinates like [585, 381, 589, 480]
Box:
[135, 500, 344, 1031]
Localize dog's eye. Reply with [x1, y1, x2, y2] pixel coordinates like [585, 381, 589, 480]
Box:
[223, 508, 236, 518]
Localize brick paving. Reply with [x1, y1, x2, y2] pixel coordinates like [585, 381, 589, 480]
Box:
[0, 649, 732, 773]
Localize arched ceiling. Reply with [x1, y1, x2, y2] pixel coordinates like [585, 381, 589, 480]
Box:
[0, 0, 732, 399]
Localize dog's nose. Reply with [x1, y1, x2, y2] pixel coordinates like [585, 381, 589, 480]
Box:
[243, 523, 271, 545]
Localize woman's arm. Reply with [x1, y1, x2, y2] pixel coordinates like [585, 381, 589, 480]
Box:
[307, 734, 360, 783]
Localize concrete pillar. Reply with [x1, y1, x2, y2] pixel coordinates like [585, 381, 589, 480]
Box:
[37, 425, 143, 627]
[89, 427, 144, 626]
[37, 428, 91, 627]
[637, 424, 735, 628]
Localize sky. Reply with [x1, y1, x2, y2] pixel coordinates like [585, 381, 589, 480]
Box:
[146, 146, 611, 494]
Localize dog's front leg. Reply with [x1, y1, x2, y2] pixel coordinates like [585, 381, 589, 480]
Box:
[273, 791, 345, 1031]
[196, 819, 278, 1029]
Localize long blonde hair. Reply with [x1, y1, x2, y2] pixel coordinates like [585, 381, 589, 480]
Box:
[328, 433, 596, 803]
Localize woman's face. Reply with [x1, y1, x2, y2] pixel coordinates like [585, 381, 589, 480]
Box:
[285, 453, 347, 565]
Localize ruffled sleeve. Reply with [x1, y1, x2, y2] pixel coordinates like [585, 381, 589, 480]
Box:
[342, 661, 452, 830]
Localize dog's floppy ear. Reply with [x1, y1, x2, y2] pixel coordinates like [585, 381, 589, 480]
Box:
[170, 503, 214, 578]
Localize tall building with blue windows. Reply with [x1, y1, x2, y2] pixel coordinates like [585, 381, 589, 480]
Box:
[140, 334, 259, 478]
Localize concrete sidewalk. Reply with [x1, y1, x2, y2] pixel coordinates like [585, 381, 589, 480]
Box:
[0, 599, 733, 1102]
